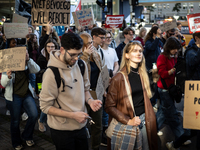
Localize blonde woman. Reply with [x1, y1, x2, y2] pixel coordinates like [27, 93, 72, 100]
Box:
[135, 27, 147, 47]
[105, 42, 157, 150]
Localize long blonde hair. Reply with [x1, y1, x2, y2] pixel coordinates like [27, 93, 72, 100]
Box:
[120, 42, 152, 98]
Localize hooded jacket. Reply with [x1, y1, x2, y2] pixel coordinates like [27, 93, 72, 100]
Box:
[39, 50, 90, 131]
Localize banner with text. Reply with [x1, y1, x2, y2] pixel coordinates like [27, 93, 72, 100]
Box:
[183, 81, 200, 130]
[0, 47, 26, 73]
[31, 0, 70, 26]
[105, 15, 124, 28]
[187, 13, 200, 34]
[4, 23, 28, 38]
[159, 19, 177, 33]
[73, 8, 95, 28]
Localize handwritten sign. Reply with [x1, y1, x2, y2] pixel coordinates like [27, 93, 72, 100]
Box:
[187, 13, 200, 34]
[4, 23, 28, 38]
[13, 13, 28, 23]
[105, 15, 124, 28]
[96, 65, 109, 101]
[72, 12, 79, 28]
[73, 8, 95, 28]
[0, 47, 26, 73]
[31, 0, 70, 26]
[183, 81, 200, 130]
[159, 19, 177, 32]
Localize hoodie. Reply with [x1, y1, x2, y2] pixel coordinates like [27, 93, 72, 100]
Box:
[39, 50, 90, 131]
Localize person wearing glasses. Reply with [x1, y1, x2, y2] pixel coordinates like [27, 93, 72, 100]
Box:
[115, 27, 135, 65]
[161, 28, 176, 45]
[91, 27, 106, 67]
[36, 38, 59, 132]
[79, 32, 104, 150]
[39, 32, 102, 150]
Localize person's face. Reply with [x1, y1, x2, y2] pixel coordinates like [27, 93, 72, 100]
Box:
[9, 39, 17, 48]
[125, 45, 143, 66]
[2, 18, 5, 22]
[63, 48, 83, 66]
[177, 25, 182, 31]
[86, 38, 93, 48]
[28, 27, 33, 34]
[104, 33, 112, 45]
[157, 28, 161, 35]
[33, 35, 37, 43]
[141, 30, 147, 37]
[93, 34, 105, 46]
[167, 30, 175, 38]
[170, 49, 178, 55]
[125, 31, 134, 41]
[46, 42, 55, 54]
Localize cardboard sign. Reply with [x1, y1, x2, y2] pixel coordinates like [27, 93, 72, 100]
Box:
[72, 12, 79, 28]
[31, 0, 70, 26]
[96, 65, 109, 101]
[4, 23, 28, 38]
[73, 8, 95, 28]
[13, 13, 28, 23]
[105, 15, 124, 28]
[0, 47, 26, 73]
[183, 81, 200, 130]
[159, 19, 177, 32]
[187, 13, 200, 34]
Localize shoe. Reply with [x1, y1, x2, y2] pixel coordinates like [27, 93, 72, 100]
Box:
[15, 145, 23, 150]
[166, 141, 180, 150]
[26, 140, 35, 147]
[183, 140, 191, 145]
[21, 112, 28, 121]
[38, 119, 46, 132]
[6, 110, 10, 116]
[157, 131, 163, 136]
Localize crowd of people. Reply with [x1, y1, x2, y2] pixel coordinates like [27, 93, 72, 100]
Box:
[0, 16, 200, 150]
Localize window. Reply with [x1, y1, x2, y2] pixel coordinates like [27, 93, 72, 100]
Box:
[163, 4, 166, 9]
[189, 3, 193, 9]
[167, 3, 170, 9]
[154, 4, 157, 9]
[158, 4, 162, 9]
[183, 3, 187, 9]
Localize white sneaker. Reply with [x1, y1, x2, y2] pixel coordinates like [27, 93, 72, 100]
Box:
[21, 112, 28, 121]
[38, 119, 46, 132]
[15, 145, 23, 150]
[26, 140, 35, 146]
[6, 110, 10, 116]
[183, 140, 191, 145]
[157, 131, 163, 136]
[166, 141, 180, 150]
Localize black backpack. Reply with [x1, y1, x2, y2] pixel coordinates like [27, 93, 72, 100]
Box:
[48, 59, 85, 108]
[175, 47, 196, 93]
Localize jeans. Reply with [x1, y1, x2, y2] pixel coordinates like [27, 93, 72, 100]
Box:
[50, 127, 89, 150]
[39, 112, 47, 123]
[6, 94, 38, 148]
[29, 73, 36, 89]
[156, 88, 184, 139]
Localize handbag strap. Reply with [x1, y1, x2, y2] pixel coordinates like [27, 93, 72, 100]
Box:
[161, 77, 168, 89]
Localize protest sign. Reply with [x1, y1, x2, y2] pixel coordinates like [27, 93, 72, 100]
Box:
[72, 12, 79, 28]
[0, 47, 26, 73]
[183, 81, 200, 130]
[96, 65, 109, 101]
[105, 15, 124, 28]
[159, 19, 177, 33]
[73, 8, 95, 28]
[4, 23, 28, 38]
[13, 13, 28, 23]
[31, 0, 70, 26]
[187, 13, 200, 34]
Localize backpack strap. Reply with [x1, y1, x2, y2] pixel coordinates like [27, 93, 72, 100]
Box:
[99, 48, 104, 60]
[161, 77, 168, 89]
[78, 59, 85, 77]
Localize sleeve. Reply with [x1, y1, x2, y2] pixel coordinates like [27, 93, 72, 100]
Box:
[105, 76, 130, 125]
[82, 60, 90, 92]
[144, 38, 161, 56]
[39, 34, 50, 52]
[115, 44, 122, 63]
[80, 51, 90, 65]
[113, 48, 119, 62]
[27, 58, 40, 74]
[187, 49, 200, 70]
[1, 72, 12, 88]
[157, 55, 170, 79]
[39, 69, 59, 114]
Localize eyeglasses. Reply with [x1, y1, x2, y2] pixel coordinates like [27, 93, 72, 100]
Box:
[47, 46, 55, 49]
[66, 51, 83, 58]
[97, 36, 106, 40]
[106, 37, 112, 40]
[169, 33, 175, 36]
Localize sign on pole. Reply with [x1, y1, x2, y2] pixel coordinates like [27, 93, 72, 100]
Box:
[4, 23, 28, 38]
[31, 0, 70, 26]
[0, 47, 26, 73]
[187, 13, 200, 34]
[159, 19, 177, 33]
[13, 13, 28, 23]
[105, 15, 124, 28]
[183, 81, 200, 130]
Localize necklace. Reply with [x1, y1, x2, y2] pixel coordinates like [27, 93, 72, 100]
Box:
[130, 70, 139, 74]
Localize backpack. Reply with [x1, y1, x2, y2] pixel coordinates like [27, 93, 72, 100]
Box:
[48, 59, 85, 108]
[175, 47, 196, 93]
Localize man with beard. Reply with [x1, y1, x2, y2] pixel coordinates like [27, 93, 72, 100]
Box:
[162, 28, 176, 45]
[39, 32, 102, 150]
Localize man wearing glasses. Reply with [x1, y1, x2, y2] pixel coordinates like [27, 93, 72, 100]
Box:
[39, 32, 102, 150]
[115, 27, 135, 65]
[162, 28, 176, 45]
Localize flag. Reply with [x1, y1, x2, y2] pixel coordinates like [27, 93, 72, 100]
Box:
[75, 0, 81, 11]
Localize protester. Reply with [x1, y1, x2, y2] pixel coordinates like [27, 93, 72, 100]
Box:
[105, 41, 157, 150]
[28, 25, 34, 34]
[177, 22, 182, 32]
[36, 38, 59, 132]
[33, 25, 40, 46]
[115, 27, 135, 65]
[0, 31, 6, 50]
[1, 49, 40, 150]
[162, 28, 176, 45]
[135, 27, 147, 47]
[0, 16, 6, 25]
[39, 32, 102, 150]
